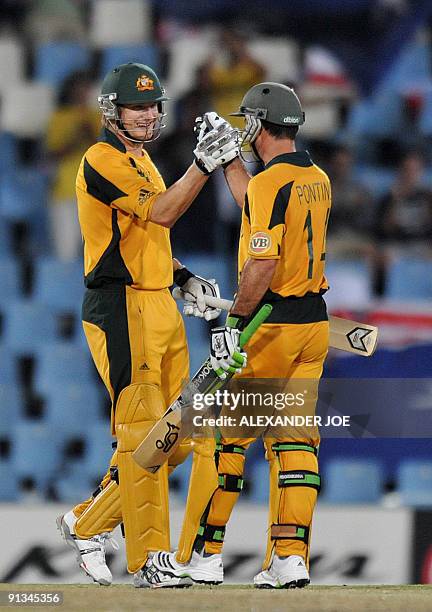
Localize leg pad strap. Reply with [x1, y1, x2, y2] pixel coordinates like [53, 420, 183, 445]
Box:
[278, 470, 321, 491]
[216, 443, 246, 456]
[196, 523, 226, 544]
[271, 523, 309, 543]
[272, 442, 318, 456]
[218, 473, 244, 492]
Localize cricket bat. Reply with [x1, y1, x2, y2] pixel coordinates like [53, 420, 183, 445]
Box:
[132, 303, 273, 472]
[172, 288, 378, 357]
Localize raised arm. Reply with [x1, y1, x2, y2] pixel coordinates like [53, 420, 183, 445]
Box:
[149, 163, 208, 227]
[151, 119, 240, 226]
[223, 158, 251, 209]
[194, 112, 251, 208]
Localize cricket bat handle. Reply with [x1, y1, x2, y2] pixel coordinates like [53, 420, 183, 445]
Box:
[172, 287, 378, 357]
[172, 287, 233, 311]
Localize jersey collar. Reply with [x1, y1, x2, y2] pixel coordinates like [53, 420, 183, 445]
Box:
[99, 127, 127, 153]
[265, 150, 313, 169]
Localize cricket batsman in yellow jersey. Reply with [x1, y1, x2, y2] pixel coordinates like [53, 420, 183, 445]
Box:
[56, 62, 239, 587]
[147, 84, 331, 588]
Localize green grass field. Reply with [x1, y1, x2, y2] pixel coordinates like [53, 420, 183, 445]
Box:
[1, 585, 432, 612]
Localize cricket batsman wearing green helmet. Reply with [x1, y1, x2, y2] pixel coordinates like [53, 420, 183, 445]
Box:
[56, 62, 240, 586]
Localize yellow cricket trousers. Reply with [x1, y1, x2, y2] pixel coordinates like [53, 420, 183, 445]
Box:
[201, 320, 328, 567]
[72, 285, 191, 571]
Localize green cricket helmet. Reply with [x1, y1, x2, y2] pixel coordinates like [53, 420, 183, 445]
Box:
[98, 62, 169, 142]
[231, 82, 305, 153]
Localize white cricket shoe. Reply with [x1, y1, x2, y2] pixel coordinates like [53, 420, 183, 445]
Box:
[57, 511, 118, 586]
[254, 555, 310, 589]
[134, 554, 193, 589]
[148, 550, 223, 586]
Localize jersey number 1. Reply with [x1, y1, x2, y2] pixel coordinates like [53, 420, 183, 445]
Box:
[303, 208, 330, 279]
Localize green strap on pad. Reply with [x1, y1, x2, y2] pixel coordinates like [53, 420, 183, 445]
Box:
[197, 523, 226, 543]
[215, 443, 246, 455]
[218, 473, 244, 492]
[272, 442, 318, 456]
[270, 523, 310, 543]
[278, 470, 321, 491]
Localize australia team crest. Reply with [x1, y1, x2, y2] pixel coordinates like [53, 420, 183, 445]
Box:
[136, 75, 154, 91]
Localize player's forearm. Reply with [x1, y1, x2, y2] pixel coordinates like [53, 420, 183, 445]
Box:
[172, 257, 183, 272]
[231, 258, 277, 317]
[223, 158, 251, 208]
[150, 163, 208, 227]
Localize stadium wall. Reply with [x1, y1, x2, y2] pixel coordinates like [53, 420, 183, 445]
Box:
[0, 503, 416, 585]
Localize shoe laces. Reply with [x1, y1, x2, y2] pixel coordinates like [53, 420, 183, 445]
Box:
[94, 532, 119, 550]
[88, 532, 119, 563]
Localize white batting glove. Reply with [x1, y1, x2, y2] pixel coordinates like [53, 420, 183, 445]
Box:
[195, 111, 234, 142]
[193, 112, 239, 174]
[181, 276, 222, 321]
[210, 325, 247, 380]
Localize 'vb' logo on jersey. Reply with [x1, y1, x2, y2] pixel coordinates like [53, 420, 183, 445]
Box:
[250, 231, 271, 254]
[156, 422, 180, 453]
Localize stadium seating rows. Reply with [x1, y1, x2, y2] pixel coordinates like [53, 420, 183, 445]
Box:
[0, 8, 432, 505]
[0, 7, 431, 140]
[2, 429, 431, 505]
[0, 254, 431, 502]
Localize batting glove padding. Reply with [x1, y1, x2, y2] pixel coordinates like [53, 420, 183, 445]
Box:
[193, 111, 239, 174]
[210, 325, 247, 380]
[180, 276, 222, 321]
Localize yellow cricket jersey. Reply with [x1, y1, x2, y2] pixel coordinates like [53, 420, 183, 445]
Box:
[76, 128, 172, 290]
[239, 151, 331, 323]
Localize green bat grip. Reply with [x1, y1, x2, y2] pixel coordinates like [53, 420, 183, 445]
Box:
[239, 304, 273, 348]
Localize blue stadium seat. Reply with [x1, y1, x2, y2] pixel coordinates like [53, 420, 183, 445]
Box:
[354, 165, 395, 198]
[0, 222, 15, 257]
[0, 256, 20, 307]
[100, 44, 160, 77]
[346, 41, 430, 142]
[43, 382, 103, 436]
[0, 132, 18, 175]
[248, 459, 268, 504]
[169, 453, 192, 501]
[33, 258, 84, 312]
[346, 94, 403, 139]
[382, 40, 431, 93]
[73, 319, 89, 349]
[0, 168, 50, 256]
[0, 384, 24, 435]
[0, 459, 20, 501]
[325, 344, 432, 379]
[3, 299, 57, 357]
[0, 345, 18, 385]
[77, 424, 115, 482]
[386, 258, 432, 300]
[55, 467, 99, 503]
[419, 90, 432, 137]
[34, 42, 91, 87]
[398, 460, 432, 507]
[34, 343, 94, 394]
[0, 168, 49, 222]
[11, 421, 62, 488]
[182, 317, 208, 375]
[321, 458, 383, 504]
[324, 260, 372, 309]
